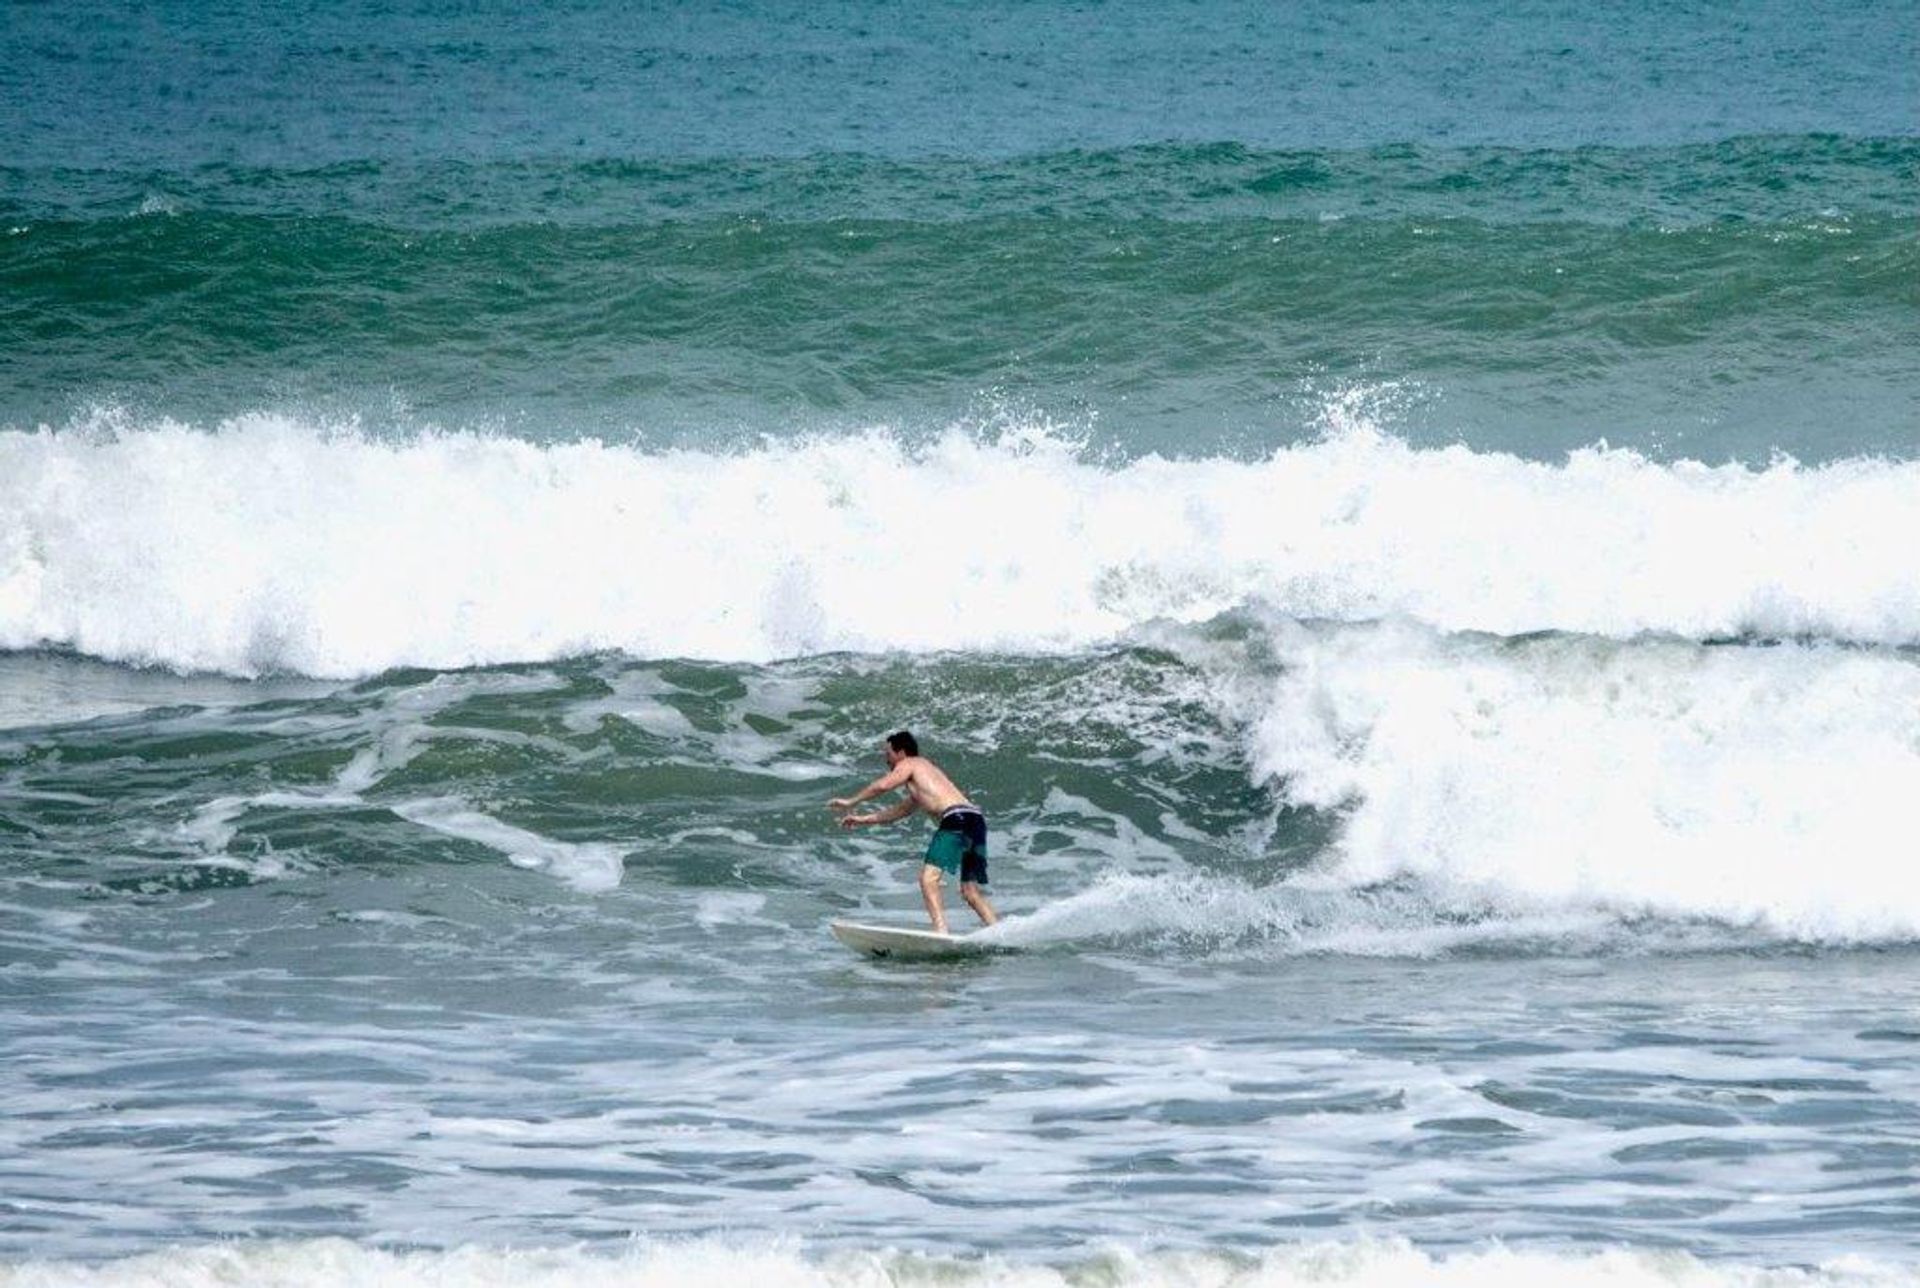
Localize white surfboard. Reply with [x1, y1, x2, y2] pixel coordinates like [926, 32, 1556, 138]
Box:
[830, 918, 999, 960]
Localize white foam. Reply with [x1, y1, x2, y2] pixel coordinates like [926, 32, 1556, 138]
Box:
[1218, 619, 1920, 944]
[3, 414, 1917, 677]
[391, 796, 626, 892]
[168, 672, 510, 876]
[692, 891, 773, 929]
[0, 1236, 1908, 1287]
[990, 869, 1636, 958]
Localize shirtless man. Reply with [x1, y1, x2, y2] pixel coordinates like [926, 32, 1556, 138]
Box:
[828, 730, 998, 934]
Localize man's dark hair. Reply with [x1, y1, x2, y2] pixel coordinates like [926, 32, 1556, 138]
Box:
[887, 730, 919, 756]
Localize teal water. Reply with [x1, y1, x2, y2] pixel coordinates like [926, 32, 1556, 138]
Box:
[3, 2, 1918, 1282]
[6, 142, 1917, 460]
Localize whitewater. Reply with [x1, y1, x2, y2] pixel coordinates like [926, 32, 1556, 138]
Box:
[3, 414, 1916, 677]
[3, 1236, 1914, 1287]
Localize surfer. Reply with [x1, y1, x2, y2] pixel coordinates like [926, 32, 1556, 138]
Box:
[829, 730, 998, 934]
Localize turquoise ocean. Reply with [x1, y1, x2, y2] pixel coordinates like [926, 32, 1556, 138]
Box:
[3, 3, 1919, 1283]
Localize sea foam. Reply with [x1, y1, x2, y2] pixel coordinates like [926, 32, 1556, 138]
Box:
[1, 414, 1915, 678]
[1219, 620, 1920, 944]
[1, 1236, 1908, 1288]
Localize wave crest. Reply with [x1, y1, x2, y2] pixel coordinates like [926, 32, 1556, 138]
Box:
[2, 414, 1917, 678]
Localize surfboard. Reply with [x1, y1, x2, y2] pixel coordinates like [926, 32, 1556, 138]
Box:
[829, 918, 997, 960]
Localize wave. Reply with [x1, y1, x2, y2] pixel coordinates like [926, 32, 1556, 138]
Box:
[4, 188, 1912, 438]
[971, 617, 1918, 949]
[7, 1235, 1911, 1287]
[6, 146, 1911, 459]
[6, 633, 1913, 949]
[3, 416, 1917, 678]
[6, 203, 1909, 366]
[4, 433, 1917, 950]
[6, 136, 1917, 226]
[1241, 622, 1920, 944]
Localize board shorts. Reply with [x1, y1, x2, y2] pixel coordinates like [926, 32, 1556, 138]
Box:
[924, 805, 989, 885]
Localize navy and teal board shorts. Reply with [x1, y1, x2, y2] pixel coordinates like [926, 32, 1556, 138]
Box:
[925, 807, 989, 884]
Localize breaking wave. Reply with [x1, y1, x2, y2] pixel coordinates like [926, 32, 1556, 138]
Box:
[3, 413, 1916, 678]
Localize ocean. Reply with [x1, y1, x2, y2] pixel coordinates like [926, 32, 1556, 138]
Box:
[2, 2, 1917, 1283]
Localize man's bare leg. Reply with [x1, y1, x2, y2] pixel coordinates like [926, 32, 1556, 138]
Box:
[960, 882, 998, 926]
[919, 864, 950, 934]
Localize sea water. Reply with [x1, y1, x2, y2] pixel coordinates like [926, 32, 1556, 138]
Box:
[2, 3, 1917, 1284]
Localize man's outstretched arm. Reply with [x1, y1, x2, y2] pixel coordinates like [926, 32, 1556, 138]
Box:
[838, 797, 917, 829]
[828, 764, 911, 811]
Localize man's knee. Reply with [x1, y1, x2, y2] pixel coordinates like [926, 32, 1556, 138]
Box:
[919, 864, 943, 888]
